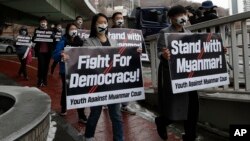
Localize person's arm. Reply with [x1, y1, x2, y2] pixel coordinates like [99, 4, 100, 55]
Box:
[32, 29, 37, 43]
[157, 29, 171, 60]
[13, 36, 18, 48]
[53, 39, 65, 62]
[83, 38, 91, 46]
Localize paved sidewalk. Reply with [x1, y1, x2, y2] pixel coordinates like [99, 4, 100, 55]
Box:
[0, 56, 178, 141]
[0, 55, 229, 141]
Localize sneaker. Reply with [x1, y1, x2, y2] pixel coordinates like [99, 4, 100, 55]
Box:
[182, 134, 197, 141]
[121, 106, 136, 115]
[37, 80, 42, 87]
[83, 136, 94, 141]
[24, 77, 29, 81]
[155, 117, 167, 140]
[103, 105, 108, 110]
[79, 116, 88, 124]
[60, 111, 67, 116]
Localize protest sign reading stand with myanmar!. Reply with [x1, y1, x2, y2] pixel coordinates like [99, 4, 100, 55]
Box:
[165, 33, 230, 94]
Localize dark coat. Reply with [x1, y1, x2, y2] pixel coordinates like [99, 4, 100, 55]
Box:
[157, 25, 198, 120]
[53, 35, 83, 74]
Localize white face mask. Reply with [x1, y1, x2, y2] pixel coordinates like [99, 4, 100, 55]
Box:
[176, 15, 188, 26]
[96, 24, 108, 34]
[57, 26, 62, 31]
[69, 30, 78, 37]
[21, 30, 27, 36]
[40, 22, 47, 29]
[115, 19, 124, 27]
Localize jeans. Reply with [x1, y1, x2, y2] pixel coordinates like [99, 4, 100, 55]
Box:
[85, 103, 124, 141]
[60, 74, 85, 117]
[60, 74, 66, 112]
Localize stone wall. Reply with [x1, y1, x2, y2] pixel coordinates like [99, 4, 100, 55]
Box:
[18, 115, 50, 141]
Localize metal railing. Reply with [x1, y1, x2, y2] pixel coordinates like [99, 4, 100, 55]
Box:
[145, 11, 250, 93]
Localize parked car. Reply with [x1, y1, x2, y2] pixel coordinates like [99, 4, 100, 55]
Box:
[0, 36, 16, 54]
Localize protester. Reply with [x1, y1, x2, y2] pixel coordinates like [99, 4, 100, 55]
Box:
[196, 1, 219, 32]
[14, 26, 31, 80]
[83, 13, 124, 141]
[112, 12, 125, 28]
[74, 15, 88, 123]
[53, 23, 88, 123]
[198, 1, 218, 22]
[50, 23, 55, 29]
[33, 16, 54, 87]
[185, 6, 202, 25]
[155, 5, 199, 141]
[111, 11, 136, 115]
[50, 23, 63, 75]
[75, 16, 84, 29]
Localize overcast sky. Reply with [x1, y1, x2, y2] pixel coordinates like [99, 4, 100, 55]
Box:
[187, 0, 229, 9]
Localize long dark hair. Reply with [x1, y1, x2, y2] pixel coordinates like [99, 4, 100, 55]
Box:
[65, 23, 77, 39]
[64, 23, 83, 46]
[89, 13, 108, 38]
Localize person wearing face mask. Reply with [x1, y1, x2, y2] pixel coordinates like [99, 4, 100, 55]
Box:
[14, 26, 31, 80]
[197, 1, 219, 33]
[50, 24, 55, 29]
[75, 16, 84, 29]
[53, 23, 88, 123]
[111, 12, 136, 115]
[82, 13, 124, 141]
[33, 16, 54, 87]
[112, 12, 124, 28]
[50, 23, 63, 75]
[72, 16, 89, 123]
[198, 1, 218, 22]
[155, 5, 199, 141]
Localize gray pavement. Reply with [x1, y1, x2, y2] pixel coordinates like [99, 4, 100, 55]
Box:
[0, 73, 79, 141]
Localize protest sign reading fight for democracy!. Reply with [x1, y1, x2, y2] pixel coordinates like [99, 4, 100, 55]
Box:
[64, 46, 145, 109]
[33, 29, 54, 42]
[165, 33, 229, 94]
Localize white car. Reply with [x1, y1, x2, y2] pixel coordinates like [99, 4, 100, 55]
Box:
[0, 37, 16, 54]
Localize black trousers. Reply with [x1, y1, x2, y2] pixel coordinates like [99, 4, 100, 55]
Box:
[37, 53, 51, 84]
[157, 62, 199, 141]
[183, 91, 199, 141]
[17, 54, 27, 78]
[50, 60, 58, 74]
[60, 74, 85, 118]
[158, 91, 199, 141]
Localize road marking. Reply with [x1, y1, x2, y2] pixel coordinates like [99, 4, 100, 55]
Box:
[0, 58, 38, 70]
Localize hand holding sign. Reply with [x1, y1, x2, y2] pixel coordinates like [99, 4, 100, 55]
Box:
[223, 47, 227, 53]
[162, 47, 171, 60]
[61, 51, 70, 61]
[137, 48, 142, 55]
[165, 33, 229, 94]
